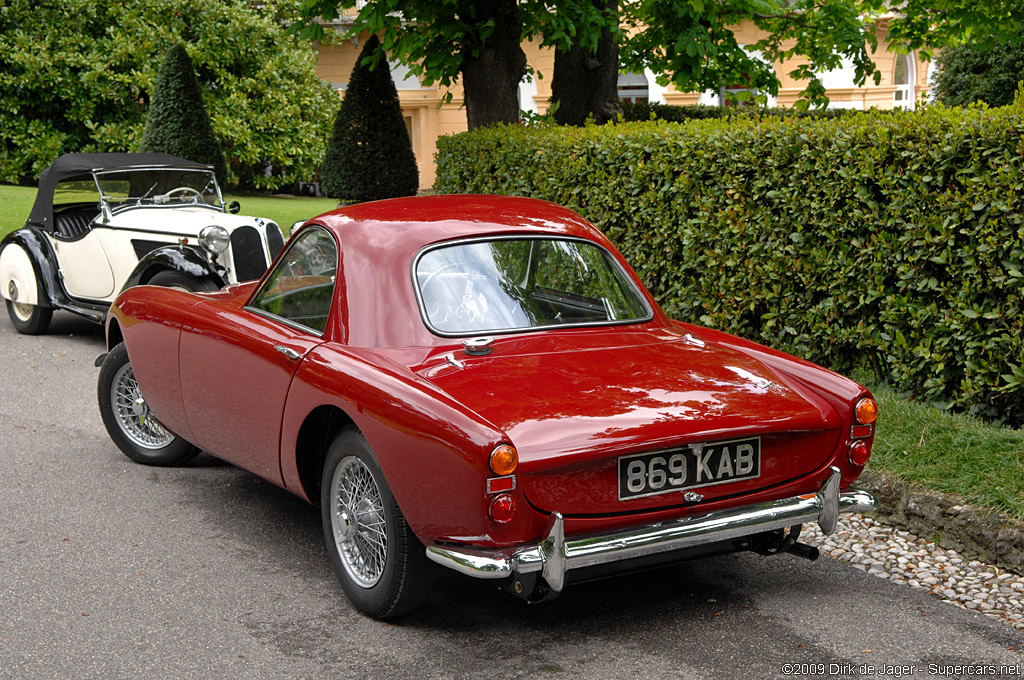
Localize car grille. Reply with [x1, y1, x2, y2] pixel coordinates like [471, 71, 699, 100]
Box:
[267, 222, 285, 260]
[229, 226, 268, 282]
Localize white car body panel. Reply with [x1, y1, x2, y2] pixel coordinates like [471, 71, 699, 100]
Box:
[50, 232, 115, 299]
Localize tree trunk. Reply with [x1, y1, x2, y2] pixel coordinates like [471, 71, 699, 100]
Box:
[551, 0, 622, 126]
[460, 0, 527, 130]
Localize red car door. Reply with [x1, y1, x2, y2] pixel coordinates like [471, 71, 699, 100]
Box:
[178, 226, 339, 484]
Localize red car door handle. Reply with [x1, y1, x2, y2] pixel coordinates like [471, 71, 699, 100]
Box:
[274, 344, 301, 361]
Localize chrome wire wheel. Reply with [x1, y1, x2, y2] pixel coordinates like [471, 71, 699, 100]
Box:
[109, 363, 174, 450]
[330, 456, 387, 588]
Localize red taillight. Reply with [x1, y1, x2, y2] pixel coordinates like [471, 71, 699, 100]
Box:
[488, 494, 516, 524]
[848, 439, 871, 467]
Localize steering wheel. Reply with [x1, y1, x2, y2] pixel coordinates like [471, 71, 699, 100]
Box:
[419, 262, 529, 331]
[419, 262, 480, 324]
[420, 262, 472, 292]
[162, 186, 204, 203]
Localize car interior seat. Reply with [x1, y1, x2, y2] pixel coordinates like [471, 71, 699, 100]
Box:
[53, 206, 99, 239]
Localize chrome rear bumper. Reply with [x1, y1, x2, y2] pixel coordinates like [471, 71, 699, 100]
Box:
[426, 466, 876, 593]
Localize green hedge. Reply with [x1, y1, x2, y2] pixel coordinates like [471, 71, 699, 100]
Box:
[619, 101, 867, 123]
[435, 107, 1024, 426]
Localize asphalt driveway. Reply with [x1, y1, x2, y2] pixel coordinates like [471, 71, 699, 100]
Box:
[1, 311, 1021, 679]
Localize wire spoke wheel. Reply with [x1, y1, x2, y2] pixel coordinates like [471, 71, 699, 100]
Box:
[109, 363, 175, 450]
[320, 429, 433, 617]
[330, 456, 388, 588]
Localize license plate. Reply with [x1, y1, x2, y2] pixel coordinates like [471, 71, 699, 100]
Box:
[617, 437, 761, 500]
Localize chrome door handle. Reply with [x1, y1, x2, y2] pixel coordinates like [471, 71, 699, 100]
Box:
[274, 344, 301, 361]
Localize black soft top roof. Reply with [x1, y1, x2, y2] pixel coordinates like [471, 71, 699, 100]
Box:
[27, 153, 213, 231]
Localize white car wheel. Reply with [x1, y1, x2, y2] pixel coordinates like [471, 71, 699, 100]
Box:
[2, 247, 52, 335]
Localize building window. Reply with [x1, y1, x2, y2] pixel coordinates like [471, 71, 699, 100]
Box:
[617, 72, 649, 103]
[389, 60, 423, 90]
[894, 53, 916, 110]
[720, 76, 758, 108]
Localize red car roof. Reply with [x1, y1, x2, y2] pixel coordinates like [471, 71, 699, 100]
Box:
[302, 194, 658, 348]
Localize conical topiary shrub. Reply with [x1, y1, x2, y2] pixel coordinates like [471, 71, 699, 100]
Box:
[139, 43, 228, 185]
[321, 34, 418, 202]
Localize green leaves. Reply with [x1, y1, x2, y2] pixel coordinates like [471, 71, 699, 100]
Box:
[436, 105, 1024, 427]
[0, 0, 339, 189]
[321, 34, 418, 202]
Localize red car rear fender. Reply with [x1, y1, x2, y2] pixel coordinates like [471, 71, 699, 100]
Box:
[279, 345, 542, 546]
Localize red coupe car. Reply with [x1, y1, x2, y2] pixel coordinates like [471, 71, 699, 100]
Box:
[97, 195, 877, 618]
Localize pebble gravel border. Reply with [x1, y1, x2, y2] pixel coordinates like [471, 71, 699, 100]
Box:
[802, 514, 1024, 632]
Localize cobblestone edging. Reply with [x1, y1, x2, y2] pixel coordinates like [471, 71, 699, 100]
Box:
[797, 468, 1024, 632]
[803, 515, 1024, 632]
[855, 468, 1024, 575]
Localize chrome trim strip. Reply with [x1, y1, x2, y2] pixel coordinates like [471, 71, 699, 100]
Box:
[485, 475, 517, 494]
[245, 307, 325, 338]
[425, 467, 877, 589]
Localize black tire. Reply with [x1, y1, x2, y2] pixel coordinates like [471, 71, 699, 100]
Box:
[97, 342, 200, 466]
[6, 297, 52, 335]
[148, 270, 219, 292]
[5, 256, 52, 334]
[321, 428, 434, 618]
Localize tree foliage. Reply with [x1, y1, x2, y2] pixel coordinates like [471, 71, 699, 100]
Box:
[321, 34, 418, 201]
[293, 0, 617, 128]
[932, 41, 1024, 108]
[140, 44, 228, 184]
[619, 0, 881, 107]
[0, 0, 339, 189]
[294, 0, 1024, 126]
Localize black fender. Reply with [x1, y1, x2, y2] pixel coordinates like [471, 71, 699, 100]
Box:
[123, 245, 227, 293]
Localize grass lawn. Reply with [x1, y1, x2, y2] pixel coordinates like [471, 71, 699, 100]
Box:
[868, 382, 1024, 519]
[2, 184, 1021, 520]
[0, 184, 35, 239]
[223, 192, 339, 233]
[1, 184, 338, 239]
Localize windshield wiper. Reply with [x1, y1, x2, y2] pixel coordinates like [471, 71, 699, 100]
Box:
[137, 181, 159, 204]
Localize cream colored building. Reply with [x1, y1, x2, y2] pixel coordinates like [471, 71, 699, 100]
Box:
[316, 17, 933, 189]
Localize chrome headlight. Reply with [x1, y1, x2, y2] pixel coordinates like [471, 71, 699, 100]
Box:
[199, 225, 230, 254]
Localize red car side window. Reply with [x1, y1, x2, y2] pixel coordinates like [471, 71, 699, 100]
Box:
[249, 227, 338, 334]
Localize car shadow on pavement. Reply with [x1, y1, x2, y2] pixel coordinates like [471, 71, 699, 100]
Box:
[43, 311, 107, 339]
[172, 457, 760, 627]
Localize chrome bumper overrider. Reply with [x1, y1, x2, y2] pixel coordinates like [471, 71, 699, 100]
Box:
[426, 466, 876, 592]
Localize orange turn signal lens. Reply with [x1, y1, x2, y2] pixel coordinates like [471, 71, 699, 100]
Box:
[489, 444, 518, 476]
[855, 397, 878, 425]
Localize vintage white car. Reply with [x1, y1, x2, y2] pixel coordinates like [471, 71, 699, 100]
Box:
[0, 152, 286, 334]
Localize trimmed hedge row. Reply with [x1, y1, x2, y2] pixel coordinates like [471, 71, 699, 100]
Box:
[619, 101, 868, 123]
[435, 107, 1024, 426]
